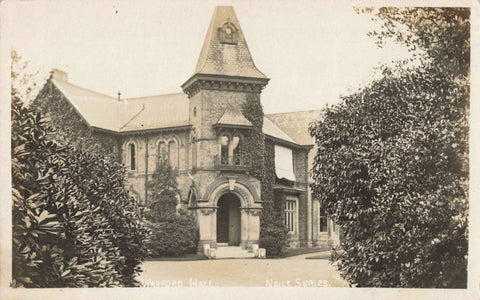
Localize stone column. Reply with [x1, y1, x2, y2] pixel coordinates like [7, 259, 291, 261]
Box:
[240, 208, 249, 249]
[196, 207, 217, 254]
[240, 208, 261, 249]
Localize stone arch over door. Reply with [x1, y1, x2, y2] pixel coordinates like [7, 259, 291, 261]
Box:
[196, 179, 262, 250]
[204, 178, 260, 207]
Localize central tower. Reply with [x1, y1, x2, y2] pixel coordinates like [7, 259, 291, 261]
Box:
[182, 6, 268, 252]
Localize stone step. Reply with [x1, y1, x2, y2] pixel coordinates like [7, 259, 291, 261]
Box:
[215, 246, 256, 259]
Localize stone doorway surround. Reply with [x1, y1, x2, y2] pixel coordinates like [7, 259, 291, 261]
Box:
[193, 178, 262, 254]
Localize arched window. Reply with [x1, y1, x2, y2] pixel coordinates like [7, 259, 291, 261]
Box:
[219, 135, 229, 165]
[218, 134, 243, 166]
[232, 135, 241, 165]
[128, 143, 136, 171]
[169, 140, 179, 170]
[157, 141, 168, 163]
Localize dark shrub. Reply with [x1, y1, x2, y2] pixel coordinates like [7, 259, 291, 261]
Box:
[259, 222, 289, 258]
[11, 98, 149, 287]
[145, 210, 199, 257]
[310, 8, 469, 287]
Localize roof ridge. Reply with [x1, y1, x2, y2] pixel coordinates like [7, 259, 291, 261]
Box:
[125, 92, 185, 100]
[51, 78, 118, 101]
[265, 108, 325, 116]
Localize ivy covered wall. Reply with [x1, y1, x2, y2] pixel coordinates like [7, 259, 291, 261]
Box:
[32, 80, 121, 159]
[242, 93, 289, 256]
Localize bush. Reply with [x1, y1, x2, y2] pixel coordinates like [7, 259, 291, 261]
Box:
[309, 8, 469, 287]
[11, 98, 149, 287]
[259, 222, 289, 258]
[145, 210, 199, 257]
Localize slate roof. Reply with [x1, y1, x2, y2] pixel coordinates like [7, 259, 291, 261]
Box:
[52, 79, 189, 133]
[215, 106, 253, 128]
[50, 78, 298, 145]
[265, 110, 325, 145]
[193, 6, 267, 79]
[119, 94, 190, 132]
[263, 116, 297, 144]
[52, 79, 122, 132]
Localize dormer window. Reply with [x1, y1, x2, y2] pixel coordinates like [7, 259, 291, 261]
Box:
[218, 21, 238, 44]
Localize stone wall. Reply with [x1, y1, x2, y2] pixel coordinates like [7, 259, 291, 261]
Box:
[119, 130, 193, 205]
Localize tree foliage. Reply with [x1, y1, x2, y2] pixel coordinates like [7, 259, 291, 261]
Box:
[12, 97, 149, 287]
[145, 210, 199, 257]
[146, 158, 179, 221]
[11, 50, 39, 105]
[310, 7, 469, 287]
[143, 160, 199, 257]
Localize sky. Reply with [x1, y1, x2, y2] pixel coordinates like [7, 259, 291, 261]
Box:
[2, 0, 413, 114]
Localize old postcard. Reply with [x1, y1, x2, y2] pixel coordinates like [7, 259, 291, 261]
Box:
[0, 0, 478, 299]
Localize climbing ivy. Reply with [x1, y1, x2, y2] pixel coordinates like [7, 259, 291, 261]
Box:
[242, 93, 289, 257]
[31, 80, 120, 160]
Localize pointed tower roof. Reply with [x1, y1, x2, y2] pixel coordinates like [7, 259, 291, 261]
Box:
[182, 6, 269, 95]
[194, 6, 267, 78]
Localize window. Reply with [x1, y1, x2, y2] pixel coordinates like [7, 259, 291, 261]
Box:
[320, 205, 328, 233]
[284, 198, 297, 234]
[192, 136, 197, 169]
[274, 145, 296, 181]
[158, 141, 168, 162]
[193, 107, 197, 117]
[218, 22, 238, 44]
[218, 134, 242, 166]
[128, 143, 136, 171]
[169, 140, 179, 169]
[219, 135, 229, 165]
[231, 135, 241, 165]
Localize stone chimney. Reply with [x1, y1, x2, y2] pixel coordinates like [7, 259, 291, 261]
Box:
[50, 68, 68, 81]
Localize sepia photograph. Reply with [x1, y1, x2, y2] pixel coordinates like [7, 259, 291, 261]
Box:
[0, 0, 478, 299]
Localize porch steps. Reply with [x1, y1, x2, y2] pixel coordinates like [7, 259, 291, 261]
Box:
[215, 246, 256, 259]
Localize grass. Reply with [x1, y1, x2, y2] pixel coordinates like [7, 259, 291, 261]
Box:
[145, 246, 333, 261]
[145, 253, 207, 261]
[282, 246, 330, 258]
[305, 252, 331, 259]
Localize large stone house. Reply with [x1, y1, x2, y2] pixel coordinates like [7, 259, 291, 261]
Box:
[33, 6, 340, 255]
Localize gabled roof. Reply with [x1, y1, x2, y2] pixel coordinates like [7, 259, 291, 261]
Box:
[265, 110, 325, 145]
[50, 78, 299, 146]
[51, 79, 190, 133]
[192, 6, 267, 79]
[262, 116, 297, 144]
[119, 94, 190, 132]
[214, 106, 252, 128]
[52, 79, 122, 132]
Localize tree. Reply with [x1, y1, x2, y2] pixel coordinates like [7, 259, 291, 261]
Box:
[11, 50, 39, 105]
[143, 159, 199, 257]
[309, 7, 469, 287]
[11, 54, 149, 286]
[146, 158, 179, 222]
[12, 97, 149, 287]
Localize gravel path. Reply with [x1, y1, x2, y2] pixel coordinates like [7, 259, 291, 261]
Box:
[138, 256, 349, 287]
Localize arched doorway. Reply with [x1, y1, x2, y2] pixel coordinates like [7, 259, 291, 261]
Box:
[216, 193, 241, 246]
